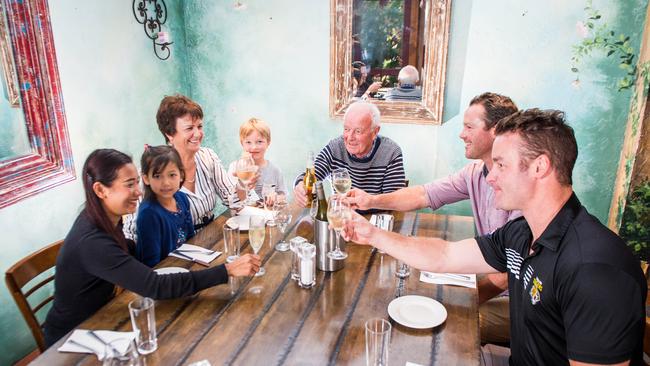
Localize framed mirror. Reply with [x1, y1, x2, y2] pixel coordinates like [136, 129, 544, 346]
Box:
[0, 0, 75, 209]
[330, 0, 451, 124]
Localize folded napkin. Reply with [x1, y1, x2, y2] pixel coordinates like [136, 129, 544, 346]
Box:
[419, 271, 477, 289]
[238, 205, 276, 221]
[58, 329, 136, 360]
[169, 243, 221, 266]
[369, 214, 393, 231]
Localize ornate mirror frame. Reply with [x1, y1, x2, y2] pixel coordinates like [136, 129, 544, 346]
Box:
[329, 0, 451, 124]
[0, 0, 74, 209]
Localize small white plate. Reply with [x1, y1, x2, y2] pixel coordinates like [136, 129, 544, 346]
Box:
[154, 267, 189, 275]
[387, 295, 447, 329]
[226, 215, 249, 231]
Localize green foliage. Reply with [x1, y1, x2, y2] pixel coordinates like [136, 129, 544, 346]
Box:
[620, 180, 650, 261]
[571, 0, 637, 91]
[356, 1, 403, 71]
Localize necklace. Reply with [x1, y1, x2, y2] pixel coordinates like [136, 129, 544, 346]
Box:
[187, 177, 196, 183]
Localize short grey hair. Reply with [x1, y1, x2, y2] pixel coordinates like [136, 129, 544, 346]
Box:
[398, 65, 419, 85]
[344, 101, 381, 128]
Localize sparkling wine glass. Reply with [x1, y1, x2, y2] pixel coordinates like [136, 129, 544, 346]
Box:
[273, 201, 292, 251]
[262, 183, 277, 213]
[332, 168, 352, 194]
[249, 215, 266, 276]
[235, 153, 257, 206]
[327, 194, 351, 260]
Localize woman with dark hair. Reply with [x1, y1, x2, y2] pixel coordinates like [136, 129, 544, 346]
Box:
[43, 149, 260, 347]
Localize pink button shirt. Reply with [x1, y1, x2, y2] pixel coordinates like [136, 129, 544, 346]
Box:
[423, 161, 521, 235]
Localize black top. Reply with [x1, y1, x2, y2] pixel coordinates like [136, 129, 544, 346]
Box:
[477, 193, 646, 366]
[43, 210, 228, 347]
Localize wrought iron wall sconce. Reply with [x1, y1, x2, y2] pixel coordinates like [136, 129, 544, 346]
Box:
[132, 0, 173, 60]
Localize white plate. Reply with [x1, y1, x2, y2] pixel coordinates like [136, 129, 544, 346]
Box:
[226, 215, 250, 231]
[154, 267, 189, 275]
[387, 295, 447, 329]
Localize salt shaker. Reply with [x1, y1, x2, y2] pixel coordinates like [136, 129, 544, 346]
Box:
[289, 236, 307, 281]
[298, 242, 316, 289]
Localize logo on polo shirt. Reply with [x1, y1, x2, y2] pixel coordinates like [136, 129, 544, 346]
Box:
[529, 277, 543, 305]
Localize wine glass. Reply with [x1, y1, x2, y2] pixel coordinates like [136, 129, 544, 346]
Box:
[235, 153, 257, 206]
[249, 215, 266, 276]
[273, 201, 292, 252]
[332, 168, 352, 194]
[309, 198, 318, 219]
[262, 183, 277, 213]
[327, 194, 351, 260]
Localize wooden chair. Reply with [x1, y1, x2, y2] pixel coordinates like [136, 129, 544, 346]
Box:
[5, 240, 62, 351]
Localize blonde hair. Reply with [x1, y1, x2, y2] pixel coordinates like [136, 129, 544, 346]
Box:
[239, 117, 271, 143]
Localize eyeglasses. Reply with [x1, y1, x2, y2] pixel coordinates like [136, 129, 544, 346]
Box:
[343, 127, 369, 137]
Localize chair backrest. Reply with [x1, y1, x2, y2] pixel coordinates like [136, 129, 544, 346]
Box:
[5, 240, 62, 351]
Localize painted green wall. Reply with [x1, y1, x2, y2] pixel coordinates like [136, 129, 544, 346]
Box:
[0, 0, 647, 363]
[183, 0, 647, 220]
[0, 1, 189, 364]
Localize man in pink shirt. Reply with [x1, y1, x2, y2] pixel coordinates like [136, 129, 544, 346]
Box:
[348, 92, 520, 344]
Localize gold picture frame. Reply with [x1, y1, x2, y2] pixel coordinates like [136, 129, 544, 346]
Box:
[329, 0, 451, 124]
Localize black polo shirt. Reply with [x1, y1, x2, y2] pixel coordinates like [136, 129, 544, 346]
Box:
[477, 193, 646, 365]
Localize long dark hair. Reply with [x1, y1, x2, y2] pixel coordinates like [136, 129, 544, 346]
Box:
[82, 149, 133, 251]
[141, 145, 185, 202]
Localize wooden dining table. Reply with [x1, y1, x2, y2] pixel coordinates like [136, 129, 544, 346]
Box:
[34, 205, 480, 365]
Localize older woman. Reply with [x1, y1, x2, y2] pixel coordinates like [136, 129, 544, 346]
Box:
[125, 95, 249, 239]
[44, 149, 260, 346]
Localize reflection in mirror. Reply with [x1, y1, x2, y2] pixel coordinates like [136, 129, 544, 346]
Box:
[0, 3, 29, 160]
[330, 0, 451, 124]
[352, 0, 424, 102]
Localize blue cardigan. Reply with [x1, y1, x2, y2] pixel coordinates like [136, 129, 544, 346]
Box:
[136, 191, 195, 267]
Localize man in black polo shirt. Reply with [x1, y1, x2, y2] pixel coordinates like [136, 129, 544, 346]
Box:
[342, 108, 646, 365]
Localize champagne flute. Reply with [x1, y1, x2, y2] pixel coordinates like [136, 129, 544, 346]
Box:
[273, 201, 292, 252]
[249, 215, 266, 276]
[235, 153, 258, 206]
[327, 194, 351, 260]
[332, 168, 352, 194]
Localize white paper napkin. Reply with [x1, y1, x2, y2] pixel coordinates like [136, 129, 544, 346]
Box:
[237, 206, 276, 221]
[57, 329, 136, 360]
[169, 243, 221, 266]
[369, 214, 393, 230]
[419, 271, 477, 288]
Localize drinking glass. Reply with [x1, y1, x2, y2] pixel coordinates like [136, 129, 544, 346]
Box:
[365, 318, 391, 366]
[223, 224, 240, 263]
[249, 215, 266, 276]
[261, 183, 277, 212]
[309, 198, 318, 219]
[128, 297, 157, 355]
[234, 153, 258, 205]
[102, 339, 143, 366]
[332, 168, 352, 194]
[394, 257, 410, 278]
[273, 201, 292, 252]
[327, 194, 350, 260]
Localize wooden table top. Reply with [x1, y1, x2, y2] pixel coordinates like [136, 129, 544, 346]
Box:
[34, 206, 479, 366]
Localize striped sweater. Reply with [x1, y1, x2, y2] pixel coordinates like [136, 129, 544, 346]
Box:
[295, 136, 406, 195]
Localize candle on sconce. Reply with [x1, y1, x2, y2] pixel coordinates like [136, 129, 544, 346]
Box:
[157, 31, 170, 44]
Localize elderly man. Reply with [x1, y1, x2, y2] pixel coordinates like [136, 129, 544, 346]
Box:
[343, 109, 646, 366]
[385, 65, 422, 101]
[348, 92, 520, 344]
[293, 101, 405, 207]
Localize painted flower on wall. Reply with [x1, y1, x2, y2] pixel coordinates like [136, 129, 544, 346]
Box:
[575, 21, 589, 38]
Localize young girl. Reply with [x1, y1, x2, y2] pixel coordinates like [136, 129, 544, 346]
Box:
[43, 149, 260, 346]
[136, 145, 195, 267]
[228, 118, 286, 201]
